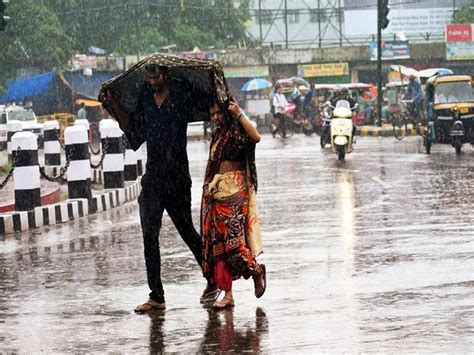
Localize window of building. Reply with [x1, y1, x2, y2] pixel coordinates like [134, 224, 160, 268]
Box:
[287, 10, 299, 24]
[310, 9, 327, 23]
[259, 9, 273, 25]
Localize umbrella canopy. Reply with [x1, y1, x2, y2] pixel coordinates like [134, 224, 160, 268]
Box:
[288, 77, 310, 88]
[418, 68, 453, 78]
[241, 78, 272, 92]
[98, 53, 231, 120]
[342, 83, 371, 90]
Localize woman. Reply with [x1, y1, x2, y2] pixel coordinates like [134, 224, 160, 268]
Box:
[201, 96, 266, 309]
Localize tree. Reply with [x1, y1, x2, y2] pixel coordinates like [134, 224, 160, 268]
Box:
[44, 0, 252, 53]
[0, 1, 74, 94]
[453, 0, 474, 23]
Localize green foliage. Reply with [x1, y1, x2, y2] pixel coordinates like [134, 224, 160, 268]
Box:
[0, 0, 252, 93]
[44, 0, 251, 53]
[0, 0, 74, 94]
[453, 0, 474, 23]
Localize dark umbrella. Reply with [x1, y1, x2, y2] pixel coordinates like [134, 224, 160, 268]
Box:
[98, 53, 231, 120]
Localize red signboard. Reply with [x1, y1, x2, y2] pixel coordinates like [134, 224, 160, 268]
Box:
[446, 24, 473, 42]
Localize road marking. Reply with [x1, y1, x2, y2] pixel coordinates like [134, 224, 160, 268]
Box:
[371, 176, 392, 189]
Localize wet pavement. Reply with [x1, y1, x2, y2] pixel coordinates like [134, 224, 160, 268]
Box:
[0, 134, 473, 352]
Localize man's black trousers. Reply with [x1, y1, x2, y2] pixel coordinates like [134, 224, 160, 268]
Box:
[138, 182, 202, 302]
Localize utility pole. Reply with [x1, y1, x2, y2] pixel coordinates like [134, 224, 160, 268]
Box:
[0, 0, 10, 32]
[258, 0, 263, 44]
[317, 0, 322, 48]
[284, 0, 288, 48]
[377, 0, 390, 127]
[338, 0, 342, 47]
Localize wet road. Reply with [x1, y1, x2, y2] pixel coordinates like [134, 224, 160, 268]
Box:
[1, 135, 473, 352]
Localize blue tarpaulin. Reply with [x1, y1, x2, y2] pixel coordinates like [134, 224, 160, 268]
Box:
[0, 71, 56, 104]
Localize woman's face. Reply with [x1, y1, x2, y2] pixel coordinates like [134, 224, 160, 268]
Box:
[210, 103, 225, 126]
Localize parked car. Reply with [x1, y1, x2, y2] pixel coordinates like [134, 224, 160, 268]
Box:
[0, 105, 44, 149]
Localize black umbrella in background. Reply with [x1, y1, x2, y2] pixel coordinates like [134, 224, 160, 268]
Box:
[98, 53, 231, 121]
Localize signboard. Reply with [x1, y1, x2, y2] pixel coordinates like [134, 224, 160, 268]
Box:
[369, 41, 411, 61]
[447, 41, 474, 60]
[70, 55, 97, 70]
[297, 63, 349, 77]
[224, 66, 269, 78]
[446, 23, 474, 60]
[344, 0, 471, 35]
[179, 51, 216, 60]
[446, 24, 473, 42]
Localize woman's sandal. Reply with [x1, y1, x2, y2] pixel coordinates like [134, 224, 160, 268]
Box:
[254, 264, 267, 299]
[134, 299, 166, 313]
[200, 288, 222, 304]
[212, 297, 235, 310]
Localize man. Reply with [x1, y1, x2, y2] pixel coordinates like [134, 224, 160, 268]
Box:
[406, 75, 424, 120]
[272, 83, 289, 137]
[77, 103, 87, 120]
[106, 64, 218, 312]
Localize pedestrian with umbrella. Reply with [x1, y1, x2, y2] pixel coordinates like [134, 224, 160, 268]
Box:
[99, 54, 232, 312]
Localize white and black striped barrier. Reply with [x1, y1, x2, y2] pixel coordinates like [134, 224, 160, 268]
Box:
[0, 181, 141, 235]
[43, 120, 61, 175]
[7, 120, 22, 162]
[124, 137, 138, 181]
[12, 132, 41, 211]
[64, 125, 92, 200]
[100, 120, 124, 189]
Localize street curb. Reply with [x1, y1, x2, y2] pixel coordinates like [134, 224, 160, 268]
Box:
[0, 178, 141, 236]
[357, 125, 417, 137]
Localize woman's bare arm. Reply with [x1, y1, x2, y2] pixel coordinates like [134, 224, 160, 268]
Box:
[228, 97, 261, 143]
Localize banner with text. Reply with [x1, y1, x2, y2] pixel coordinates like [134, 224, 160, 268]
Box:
[297, 63, 349, 77]
[223, 66, 269, 78]
[446, 24, 474, 60]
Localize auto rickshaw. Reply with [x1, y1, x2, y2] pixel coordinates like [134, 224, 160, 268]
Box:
[424, 74, 474, 154]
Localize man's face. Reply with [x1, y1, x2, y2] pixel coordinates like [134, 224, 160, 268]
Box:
[146, 71, 168, 92]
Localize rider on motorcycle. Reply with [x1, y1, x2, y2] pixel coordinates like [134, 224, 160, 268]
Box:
[330, 86, 357, 108]
[328, 86, 358, 140]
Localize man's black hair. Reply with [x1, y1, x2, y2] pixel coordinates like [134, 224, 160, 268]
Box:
[145, 64, 169, 74]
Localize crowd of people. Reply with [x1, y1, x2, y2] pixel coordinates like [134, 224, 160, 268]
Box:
[267, 75, 426, 131]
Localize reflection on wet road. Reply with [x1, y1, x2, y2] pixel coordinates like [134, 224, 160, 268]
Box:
[0, 135, 473, 352]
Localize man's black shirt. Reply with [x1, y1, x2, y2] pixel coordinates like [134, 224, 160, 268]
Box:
[124, 82, 203, 186]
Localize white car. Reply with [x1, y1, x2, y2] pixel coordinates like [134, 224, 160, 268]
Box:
[0, 105, 44, 149]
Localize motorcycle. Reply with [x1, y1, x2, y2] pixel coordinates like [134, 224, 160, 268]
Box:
[330, 100, 358, 161]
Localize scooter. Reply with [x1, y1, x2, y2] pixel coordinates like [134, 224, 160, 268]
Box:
[330, 100, 357, 161]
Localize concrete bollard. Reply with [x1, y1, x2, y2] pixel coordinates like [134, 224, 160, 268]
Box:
[123, 137, 138, 181]
[43, 121, 61, 173]
[7, 120, 22, 162]
[64, 126, 92, 200]
[100, 120, 124, 189]
[75, 118, 90, 141]
[12, 132, 40, 211]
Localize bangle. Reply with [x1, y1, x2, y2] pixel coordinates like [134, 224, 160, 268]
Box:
[202, 183, 209, 190]
[236, 113, 243, 122]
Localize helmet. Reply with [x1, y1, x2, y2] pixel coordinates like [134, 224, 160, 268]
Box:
[298, 85, 309, 92]
[334, 85, 342, 93]
[341, 87, 349, 94]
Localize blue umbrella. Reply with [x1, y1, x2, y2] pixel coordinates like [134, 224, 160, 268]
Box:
[241, 78, 272, 92]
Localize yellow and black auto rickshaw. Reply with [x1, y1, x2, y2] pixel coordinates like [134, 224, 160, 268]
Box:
[424, 74, 474, 154]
